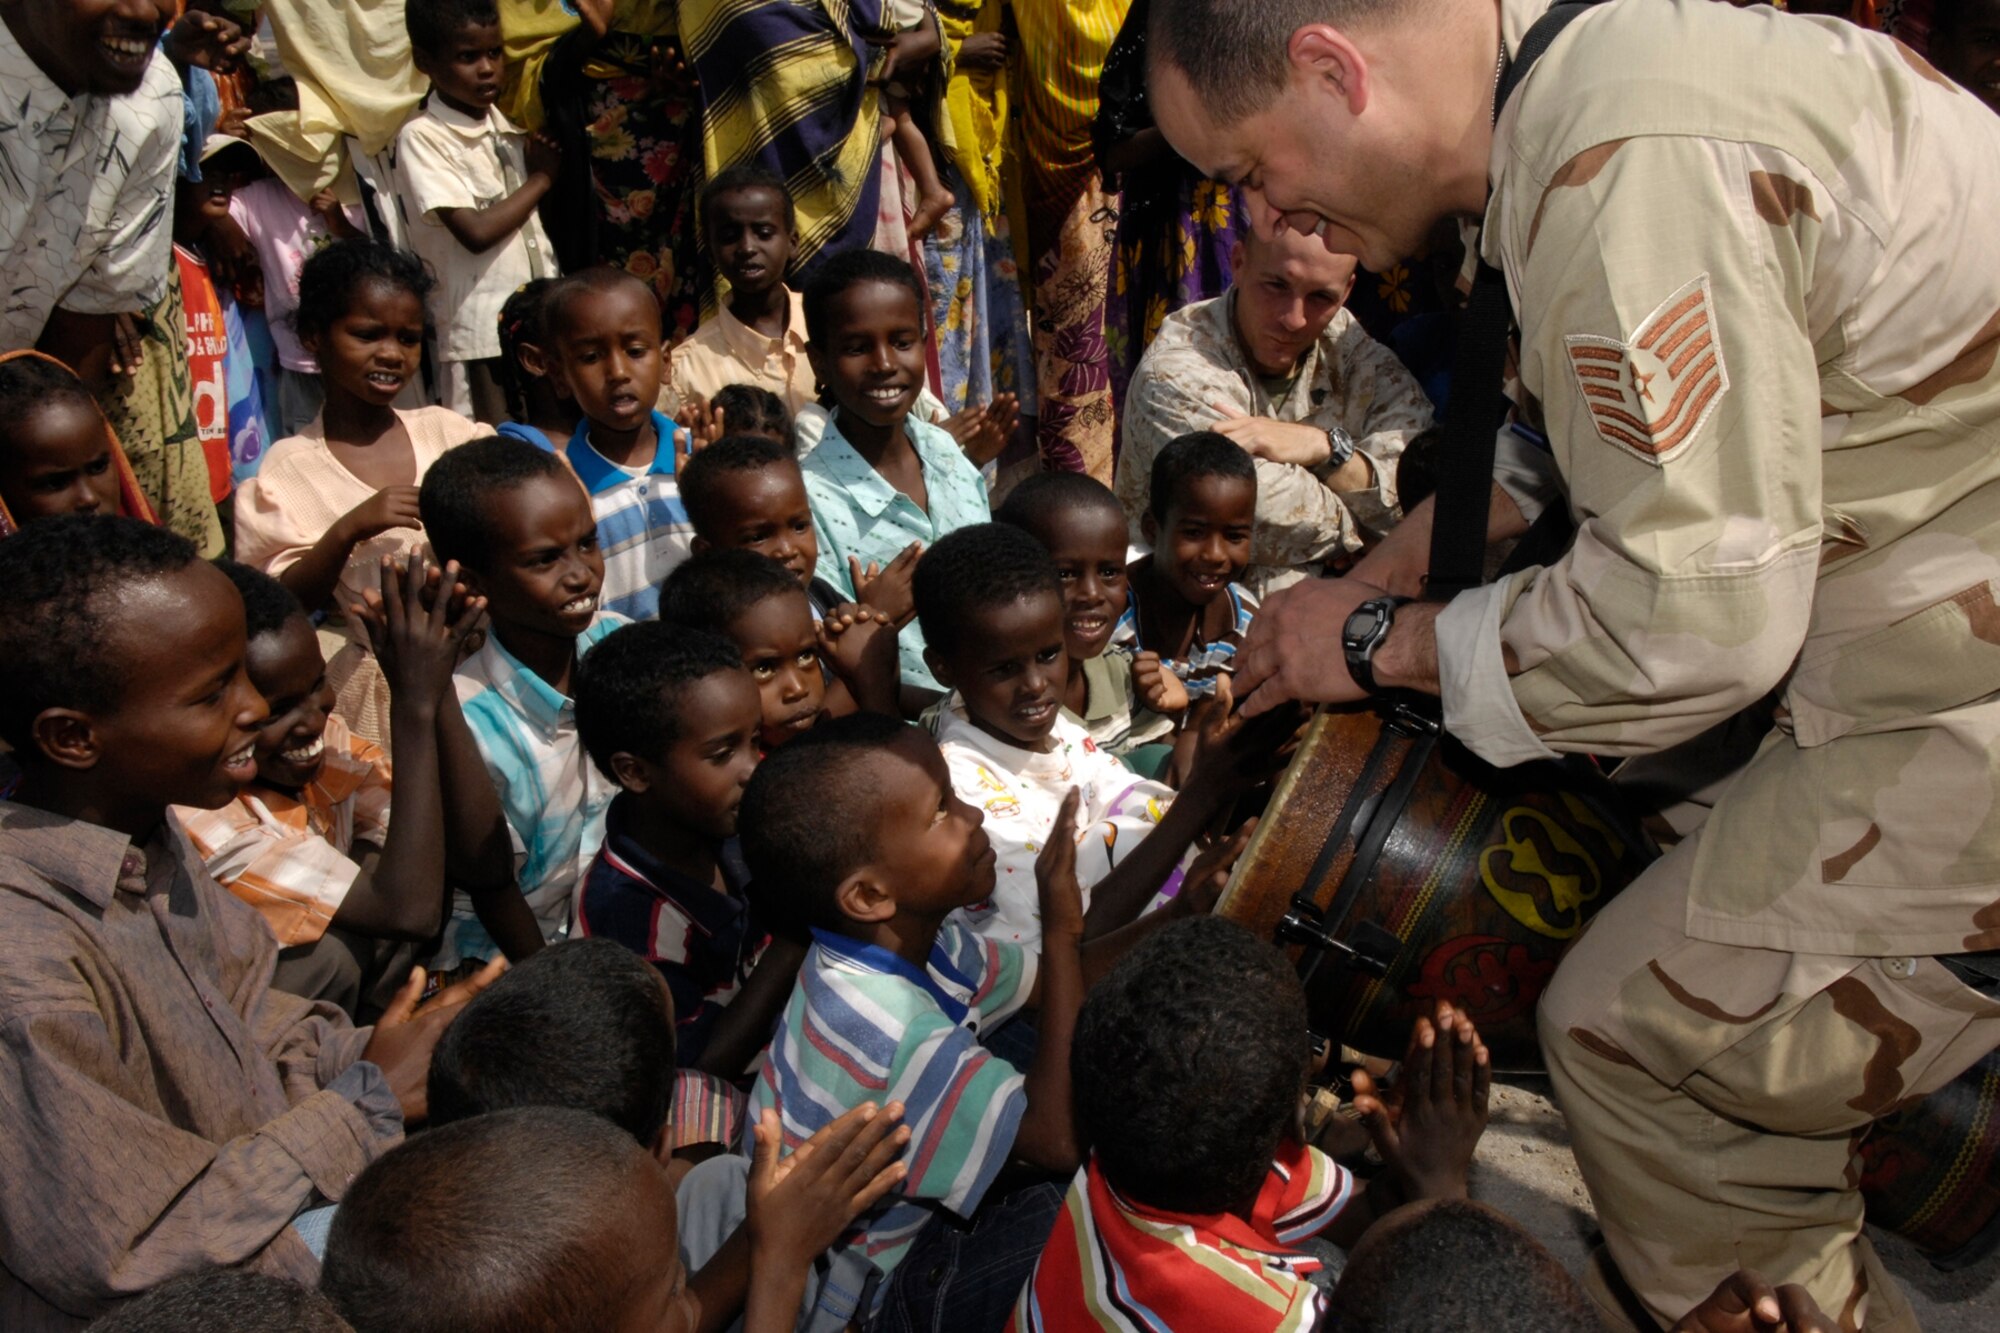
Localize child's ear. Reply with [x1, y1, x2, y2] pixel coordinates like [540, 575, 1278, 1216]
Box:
[31, 710, 102, 772]
[834, 867, 897, 926]
[517, 341, 549, 379]
[609, 751, 652, 793]
[1140, 511, 1157, 545]
[690, 534, 711, 557]
[922, 646, 953, 690]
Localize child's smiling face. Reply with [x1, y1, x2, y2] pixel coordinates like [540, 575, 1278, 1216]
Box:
[1156, 475, 1256, 609]
[1038, 506, 1130, 664]
[808, 279, 927, 433]
[468, 474, 606, 640]
[929, 590, 1070, 751]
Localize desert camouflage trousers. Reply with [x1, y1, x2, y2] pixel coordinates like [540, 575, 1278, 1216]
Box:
[1539, 833, 2000, 1331]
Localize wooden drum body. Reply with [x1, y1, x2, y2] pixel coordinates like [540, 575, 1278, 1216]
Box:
[1216, 702, 1658, 1071]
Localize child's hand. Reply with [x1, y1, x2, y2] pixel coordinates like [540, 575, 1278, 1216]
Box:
[366, 556, 487, 708]
[674, 393, 729, 452]
[362, 959, 508, 1123]
[851, 544, 921, 628]
[165, 8, 250, 73]
[1035, 788, 1087, 939]
[107, 312, 146, 378]
[1184, 675, 1303, 799]
[1672, 1271, 1838, 1333]
[525, 132, 561, 182]
[309, 191, 363, 240]
[1133, 650, 1189, 717]
[942, 393, 1019, 468]
[1353, 1000, 1490, 1204]
[745, 1103, 910, 1274]
[1172, 816, 1256, 917]
[956, 30, 1008, 69]
[818, 604, 900, 712]
[339, 485, 425, 544]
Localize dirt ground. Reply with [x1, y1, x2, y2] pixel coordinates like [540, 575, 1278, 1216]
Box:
[1470, 1076, 2000, 1331]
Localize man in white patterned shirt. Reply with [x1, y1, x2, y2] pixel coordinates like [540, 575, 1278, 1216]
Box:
[0, 0, 182, 362]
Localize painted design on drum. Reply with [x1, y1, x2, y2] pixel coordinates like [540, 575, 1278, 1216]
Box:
[1407, 934, 1557, 1028]
[1478, 794, 1623, 939]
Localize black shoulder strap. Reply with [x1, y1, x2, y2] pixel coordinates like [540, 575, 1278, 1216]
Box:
[1424, 1, 1601, 602]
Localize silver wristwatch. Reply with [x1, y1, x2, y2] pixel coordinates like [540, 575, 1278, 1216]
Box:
[1324, 425, 1357, 468]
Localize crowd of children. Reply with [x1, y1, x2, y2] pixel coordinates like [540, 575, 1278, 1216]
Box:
[0, 0, 1925, 1327]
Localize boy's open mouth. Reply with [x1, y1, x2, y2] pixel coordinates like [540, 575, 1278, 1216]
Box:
[279, 735, 327, 766]
[560, 593, 598, 617]
[1012, 698, 1058, 728]
[223, 741, 259, 781]
[364, 370, 405, 392]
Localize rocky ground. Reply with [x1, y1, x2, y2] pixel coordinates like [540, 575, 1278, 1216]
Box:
[1466, 1077, 2000, 1330]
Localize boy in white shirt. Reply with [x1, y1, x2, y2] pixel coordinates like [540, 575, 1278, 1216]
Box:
[912, 522, 1275, 949]
[395, 0, 557, 424]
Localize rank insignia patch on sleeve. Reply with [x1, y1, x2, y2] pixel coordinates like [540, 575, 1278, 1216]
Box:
[1564, 273, 1729, 465]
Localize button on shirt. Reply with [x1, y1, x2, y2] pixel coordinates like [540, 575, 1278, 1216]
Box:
[665, 288, 816, 416]
[566, 413, 694, 622]
[805, 415, 992, 689]
[0, 803, 401, 1330]
[393, 97, 555, 362]
[445, 614, 626, 968]
[0, 29, 181, 348]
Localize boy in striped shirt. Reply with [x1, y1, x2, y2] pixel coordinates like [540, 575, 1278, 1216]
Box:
[738, 714, 1238, 1325]
[1013, 917, 1494, 1333]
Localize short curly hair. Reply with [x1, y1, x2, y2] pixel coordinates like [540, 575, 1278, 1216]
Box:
[910, 522, 1061, 657]
[801, 248, 925, 346]
[708, 384, 793, 444]
[659, 548, 802, 635]
[418, 434, 574, 572]
[574, 620, 745, 777]
[994, 471, 1127, 550]
[295, 238, 435, 343]
[1149, 429, 1257, 525]
[676, 433, 800, 538]
[213, 559, 306, 642]
[1072, 915, 1313, 1214]
[405, 0, 499, 57]
[0, 515, 199, 750]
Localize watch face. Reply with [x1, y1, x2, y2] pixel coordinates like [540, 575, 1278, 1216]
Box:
[1344, 604, 1386, 651]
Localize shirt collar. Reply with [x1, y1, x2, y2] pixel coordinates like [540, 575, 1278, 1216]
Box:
[467, 619, 615, 734]
[714, 288, 809, 360]
[599, 793, 750, 939]
[1093, 1154, 1306, 1259]
[0, 800, 158, 908]
[423, 94, 516, 138]
[1221, 289, 1330, 412]
[813, 416, 953, 520]
[567, 412, 681, 496]
[809, 927, 977, 1025]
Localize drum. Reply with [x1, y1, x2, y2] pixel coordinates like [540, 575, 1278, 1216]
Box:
[1216, 701, 1658, 1071]
[1860, 1049, 2000, 1270]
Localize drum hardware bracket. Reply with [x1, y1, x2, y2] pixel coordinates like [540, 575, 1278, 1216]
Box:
[1276, 904, 1401, 980]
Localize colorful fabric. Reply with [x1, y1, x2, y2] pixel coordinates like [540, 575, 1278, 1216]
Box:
[804, 414, 993, 690]
[577, 794, 768, 1070]
[0, 30, 178, 349]
[97, 266, 225, 557]
[445, 613, 626, 968]
[935, 701, 1175, 949]
[746, 923, 1036, 1299]
[664, 287, 816, 416]
[393, 99, 557, 363]
[0, 351, 158, 538]
[496, 0, 678, 131]
[1011, 0, 1128, 266]
[671, 1068, 748, 1152]
[1111, 579, 1258, 701]
[174, 246, 233, 505]
[1029, 181, 1120, 482]
[173, 715, 391, 949]
[682, 0, 890, 280]
[219, 293, 276, 485]
[924, 177, 1037, 422]
[565, 411, 693, 621]
[225, 179, 364, 375]
[937, 0, 1009, 220]
[1011, 1142, 1356, 1333]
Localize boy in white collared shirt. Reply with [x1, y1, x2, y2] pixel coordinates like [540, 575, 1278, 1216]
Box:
[395, 0, 557, 425]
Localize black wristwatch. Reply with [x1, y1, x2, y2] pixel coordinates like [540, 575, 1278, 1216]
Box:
[1342, 595, 1412, 695]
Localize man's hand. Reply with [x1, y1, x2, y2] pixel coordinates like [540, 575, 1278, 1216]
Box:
[1672, 1271, 1838, 1333]
[1352, 1000, 1490, 1204]
[850, 545, 921, 628]
[1233, 576, 1388, 717]
[1035, 789, 1087, 939]
[165, 9, 250, 74]
[1209, 402, 1331, 468]
[361, 960, 507, 1123]
[108, 312, 147, 378]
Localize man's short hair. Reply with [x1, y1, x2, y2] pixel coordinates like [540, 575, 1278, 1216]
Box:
[678, 432, 801, 536]
[739, 712, 915, 934]
[321, 1107, 661, 1333]
[214, 558, 307, 642]
[0, 515, 199, 750]
[1072, 916, 1313, 1214]
[405, 0, 499, 56]
[417, 435, 572, 572]
[574, 621, 745, 777]
[660, 548, 803, 633]
[700, 161, 798, 231]
[1149, 429, 1257, 524]
[994, 471, 1127, 549]
[92, 1272, 351, 1332]
[911, 522, 1062, 657]
[1147, 0, 1415, 126]
[1329, 1198, 1604, 1332]
[426, 939, 677, 1146]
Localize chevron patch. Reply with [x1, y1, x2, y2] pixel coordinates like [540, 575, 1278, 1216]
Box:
[1565, 274, 1730, 465]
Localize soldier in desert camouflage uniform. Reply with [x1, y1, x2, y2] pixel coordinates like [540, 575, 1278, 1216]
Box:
[1116, 226, 1434, 597]
[1146, 0, 2000, 1327]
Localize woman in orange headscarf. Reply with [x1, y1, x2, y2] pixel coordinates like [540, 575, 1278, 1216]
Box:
[0, 351, 160, 537]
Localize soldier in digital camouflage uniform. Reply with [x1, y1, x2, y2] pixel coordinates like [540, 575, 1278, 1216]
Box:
[1146, 0, 2000, 1327]
[1116, 226, 1435, 597]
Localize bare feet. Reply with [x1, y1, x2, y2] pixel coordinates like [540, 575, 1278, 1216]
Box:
[907, 182, 954, 241]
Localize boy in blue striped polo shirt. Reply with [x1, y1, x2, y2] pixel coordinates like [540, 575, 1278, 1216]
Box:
[545, 268, 694, 621]
[420, 436, 625, 970]
[738, 714, 1237, 1326]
